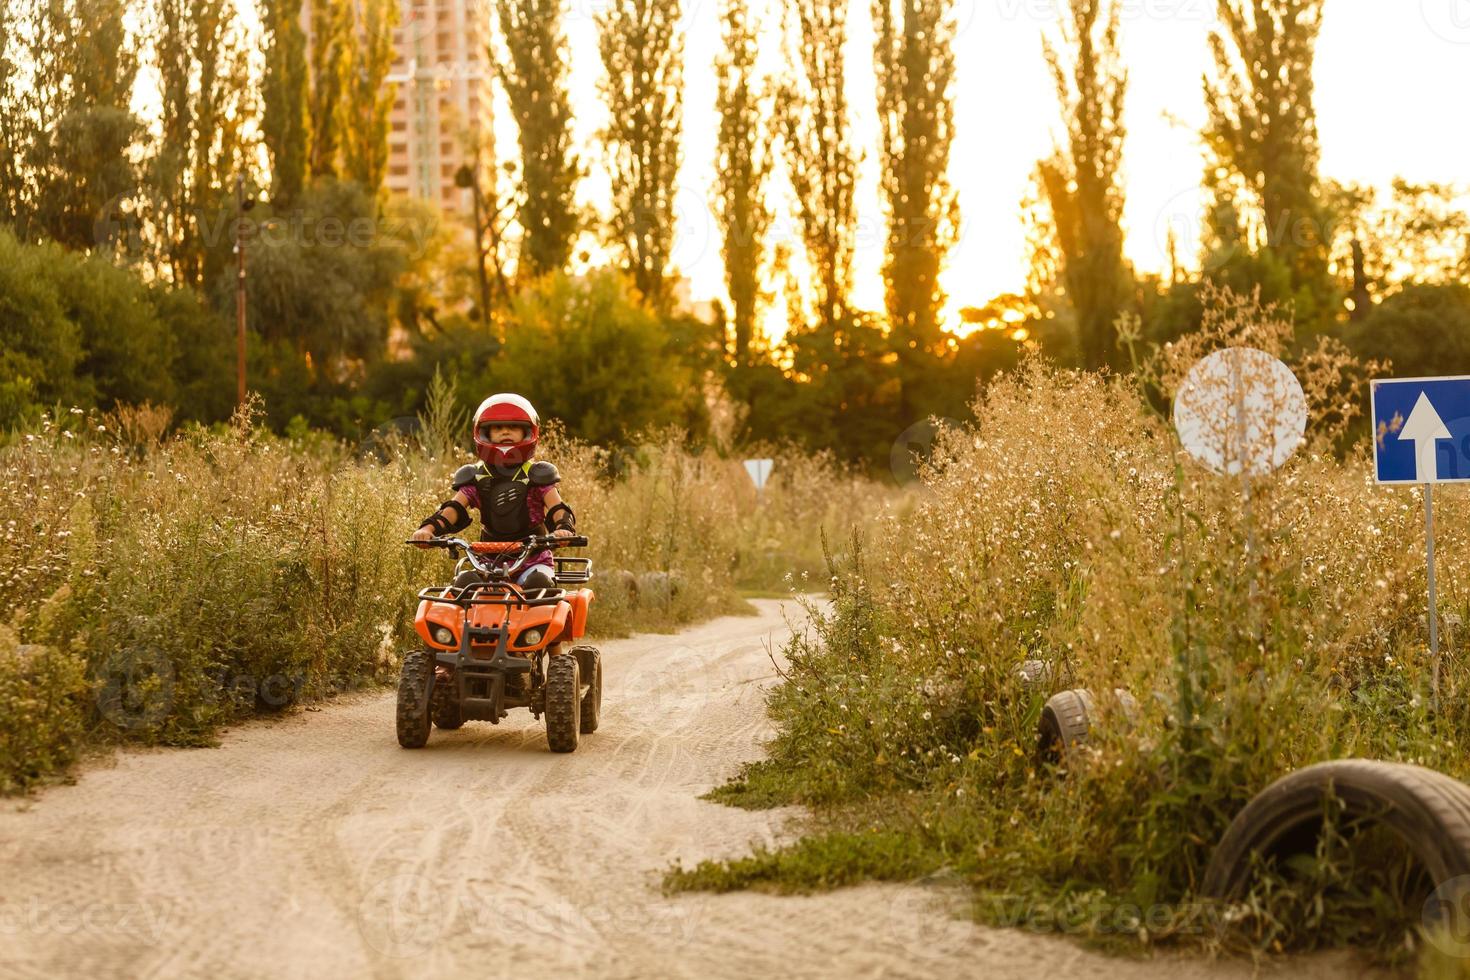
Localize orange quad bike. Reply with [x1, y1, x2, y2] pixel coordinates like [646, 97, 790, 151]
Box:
[397, 534, 600, 752]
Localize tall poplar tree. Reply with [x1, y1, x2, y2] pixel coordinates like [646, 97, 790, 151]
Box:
[0, 0, 141, 249]
[776, 0, 857, 331]
[342, 0, 398, 196]
[49, 0, 140, 251]
[305, 0, 349, 179]
[0, 2, 23, 226]
[1038, 0, 1132, 371]
[148, 0, 252, 285]
[261, 0, 308, 205]
[1203, 0, 1331, 319]
[492, 0, 581, 278]
[713, 0, 772, 364]
[15, 0, 66, 243]
[873, 0, 959, 417]
[598, 0, 684, 311]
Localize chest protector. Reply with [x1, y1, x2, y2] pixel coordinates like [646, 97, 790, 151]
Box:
[453, 460, 558, 542]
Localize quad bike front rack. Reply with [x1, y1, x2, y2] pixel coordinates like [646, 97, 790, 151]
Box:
[418, 580, 543, 723]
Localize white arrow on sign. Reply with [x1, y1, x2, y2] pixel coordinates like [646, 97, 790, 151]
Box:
[1399, 392, 1452, 483]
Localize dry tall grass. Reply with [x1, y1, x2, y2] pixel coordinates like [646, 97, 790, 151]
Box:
[0, 401, 897, 792]
[676, 293, 1464, 961]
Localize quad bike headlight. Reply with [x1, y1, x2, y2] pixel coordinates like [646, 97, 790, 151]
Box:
[518, 628, 543, 648]
[432, 626, 455, 646]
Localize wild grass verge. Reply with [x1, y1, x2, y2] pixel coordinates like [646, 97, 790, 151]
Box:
[669, 295, 1469, 968]
[0, 394, 897, 793]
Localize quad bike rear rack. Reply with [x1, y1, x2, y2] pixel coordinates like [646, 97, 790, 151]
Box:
[553, 556, 593, 584]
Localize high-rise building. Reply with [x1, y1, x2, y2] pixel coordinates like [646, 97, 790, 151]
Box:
[384, 0, 491, 218]
[302, 0, 491, 219]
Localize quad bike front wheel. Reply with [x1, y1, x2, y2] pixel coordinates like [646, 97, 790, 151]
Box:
[432, 684, 464, 730]
[396, 651, 434, 748]
[571, 645, 601, 734]
[544, 655, 582, 753]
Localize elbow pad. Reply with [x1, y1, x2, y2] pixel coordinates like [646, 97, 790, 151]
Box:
[545, 502, 575, 532]
[419, 499, 471, 535]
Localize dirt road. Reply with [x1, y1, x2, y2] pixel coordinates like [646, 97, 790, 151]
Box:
[1, 598, 1381, 979]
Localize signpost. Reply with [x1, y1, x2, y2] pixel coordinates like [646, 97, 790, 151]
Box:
[1371, 376, 1470, 708]
[743, 458, 773, 502]
[1174, 348, 1307, 629]
[1173, 347, 1308, 479]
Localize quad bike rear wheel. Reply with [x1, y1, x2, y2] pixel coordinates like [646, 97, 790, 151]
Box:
[544, 655, 581, 753]
[571, 645, 601, 734]
[396, 651, 434, 748]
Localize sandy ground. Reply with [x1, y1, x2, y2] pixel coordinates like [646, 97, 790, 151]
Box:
[0, 598, 1391, 980]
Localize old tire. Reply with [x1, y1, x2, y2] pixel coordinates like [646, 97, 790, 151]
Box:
[396, 651, 433, 749]
[571, 645, 601, 734]
[607, 569, 639, 603]
[545, 654, 581, 753]
[1201, 759, 1470, 901]
[1036, 688, 1137, 764]
[1037, 689, 1094, 763]
[1015, 659, 1053, 689]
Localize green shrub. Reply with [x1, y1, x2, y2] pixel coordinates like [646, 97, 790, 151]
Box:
[680, 298, 1465, 961]
[0, 628, 89, 794]
[1343, 282, 1470, 380]
[0, 400, 897, 790]
[488, 271, 717, 445]
[0, 230, 89, 427]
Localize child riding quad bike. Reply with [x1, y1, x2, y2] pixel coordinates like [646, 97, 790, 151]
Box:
[397, 533, 601, 752]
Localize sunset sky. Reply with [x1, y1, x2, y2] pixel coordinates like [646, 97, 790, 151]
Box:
[538, 0, 1470, 339]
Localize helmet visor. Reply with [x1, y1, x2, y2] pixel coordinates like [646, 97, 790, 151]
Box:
[477, 421, 530, 442]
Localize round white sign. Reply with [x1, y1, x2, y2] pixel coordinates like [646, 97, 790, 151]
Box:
[1173, 347, 1307, 477]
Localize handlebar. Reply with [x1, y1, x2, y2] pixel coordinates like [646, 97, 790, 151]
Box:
[405, 534, 587, 576]
[404, 534, 589, 551]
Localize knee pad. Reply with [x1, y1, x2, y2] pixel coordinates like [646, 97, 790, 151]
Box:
[518, 565, 556, 593]
[452, 569, 486, 590]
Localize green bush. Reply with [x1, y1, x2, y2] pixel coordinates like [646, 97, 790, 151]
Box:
[489, 271, 717, 445]
[57, 245, 178, 409]
[0, 227, 232, 430]
[0, 230, 89, 426]
[0, 628, 89, 794]
[0, 401, 897, 791]
[1343, 282, 1470, 380]
[682, 321, 1463, 961]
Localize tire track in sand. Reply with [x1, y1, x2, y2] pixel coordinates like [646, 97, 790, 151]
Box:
[0, 599, 1387, 979]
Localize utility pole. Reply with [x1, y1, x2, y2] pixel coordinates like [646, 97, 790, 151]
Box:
[234, 174, 254, 408]
[456, 163, 493, 323]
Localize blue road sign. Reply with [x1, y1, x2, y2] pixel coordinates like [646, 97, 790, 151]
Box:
[1372, 376, 1470, 484]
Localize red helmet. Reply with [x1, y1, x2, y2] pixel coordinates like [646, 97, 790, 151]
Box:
[472, 393, 539, 467]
